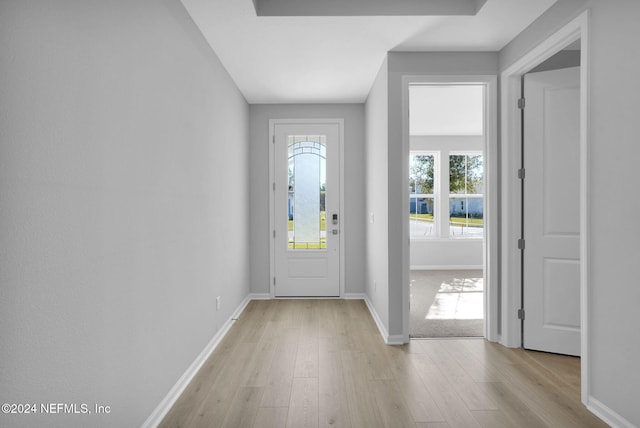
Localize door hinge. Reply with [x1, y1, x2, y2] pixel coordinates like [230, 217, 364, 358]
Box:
[272, 182, 275, 191]
[273, 277, 276, 286]
[272, 135, 275, 143]
[518, 168, 526, 180]
[517, 308, 525, 320]
[273, 230, 276, 238]
[518, 98, 526, 109]
[518, 238, 525, 250]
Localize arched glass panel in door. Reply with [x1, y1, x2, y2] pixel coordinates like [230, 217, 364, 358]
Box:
[287, 135, 326, 249]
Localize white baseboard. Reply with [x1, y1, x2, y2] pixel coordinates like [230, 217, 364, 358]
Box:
[587, 396, 636, 428]
[262, 294, 364, 300]
[141, 294, 252, 428]
[386, 334, 406, 345]
[363, 296, 407, 345]
[411, 265, 483, 271]
[246, 293, 366, 300]
[363, 295, 388, 342]
[249, 293, 271, 300]
[343, 293, 365, 300]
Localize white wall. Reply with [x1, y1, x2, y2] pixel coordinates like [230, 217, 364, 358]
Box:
[410, 135, 484, 151]
[500, 1, 640, 425]
[364, 58, 391, 335]
[386, 52, 499, 337]
[410, 240, 483, 270]
[0, 1, 250, 427]
[248, 104, 366, 295]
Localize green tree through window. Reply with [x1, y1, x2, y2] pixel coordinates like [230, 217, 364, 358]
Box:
[449, 154, 482, 194]
[410, 154, 434, 194]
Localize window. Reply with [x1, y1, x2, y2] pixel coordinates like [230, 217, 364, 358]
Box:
[409, 151, 484, 239]
[409, 153, 436, 237]
[449, 153, 483, 237]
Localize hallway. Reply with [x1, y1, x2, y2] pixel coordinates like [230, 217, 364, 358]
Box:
[160, 299, 606, 428]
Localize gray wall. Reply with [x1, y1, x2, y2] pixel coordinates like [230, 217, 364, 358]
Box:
[364, 58, 391, 333]
[0, 1, 250, 427]
[500, 0, 640, 425]
[529, 49, 580, 73]
[588, 3, 640, 423]
[385, 52, 499, 336]
[499, 0, 588, 71]
[249, 104, 366, 295]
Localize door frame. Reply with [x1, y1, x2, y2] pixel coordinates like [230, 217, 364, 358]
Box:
[500, 10, 590, 402]
[268, 118, 345, 298]
[401, 75, 499, 342]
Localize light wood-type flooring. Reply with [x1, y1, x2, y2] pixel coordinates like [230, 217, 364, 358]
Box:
[159, 299, 607, 428]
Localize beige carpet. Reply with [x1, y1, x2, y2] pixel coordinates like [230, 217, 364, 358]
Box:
[410, 270, 484, 338]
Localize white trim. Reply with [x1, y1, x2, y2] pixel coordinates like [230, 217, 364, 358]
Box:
[363, 295, 389, 343]
[500, 9, 590, 404]
[274, 296, 342, 300]
[269, 121, 275, 299]
[268, 119, 345, 298]
[343, 293, 366, 300]
[363, 295, 405, 345]
[499, 73, 521, 349]
[249, 293, 271, 300]
[141, 294, 252, 428]
[578, 13, 591, 407]
[587, 397, 636, 428]
[410, 237, 483, 243]
[402, 75, 498, 343]
[385, 334, 406, 346]
[411, 265, 483, 271]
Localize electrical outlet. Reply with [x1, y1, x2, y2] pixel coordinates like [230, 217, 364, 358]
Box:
[216, 296, 221, 311]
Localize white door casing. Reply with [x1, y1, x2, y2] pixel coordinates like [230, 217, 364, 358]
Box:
[523, 67, 581, 356]
[402, 75, 499, 344]
[271, 120, 342, 297]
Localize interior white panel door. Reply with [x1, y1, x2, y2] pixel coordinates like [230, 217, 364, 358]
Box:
[273, 122, 340, 297]
[523, 66, 580, 356]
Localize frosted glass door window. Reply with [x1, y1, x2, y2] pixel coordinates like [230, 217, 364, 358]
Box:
[287, 136, 326, 249]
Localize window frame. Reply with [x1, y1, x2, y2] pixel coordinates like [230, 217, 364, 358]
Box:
[409, 149, 484, 240]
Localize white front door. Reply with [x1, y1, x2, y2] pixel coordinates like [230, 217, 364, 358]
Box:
[272, 121, 341, 297]
[523, 66, 581, 356]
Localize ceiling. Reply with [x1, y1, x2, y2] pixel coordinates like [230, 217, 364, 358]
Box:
[180, 0, 557, 104]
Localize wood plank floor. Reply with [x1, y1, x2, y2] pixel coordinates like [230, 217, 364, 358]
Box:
[159, 299, 607, 428]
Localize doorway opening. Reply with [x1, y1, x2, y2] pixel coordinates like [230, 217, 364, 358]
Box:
[500, 10, 588, 402]
[408, 84, 487, 338]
